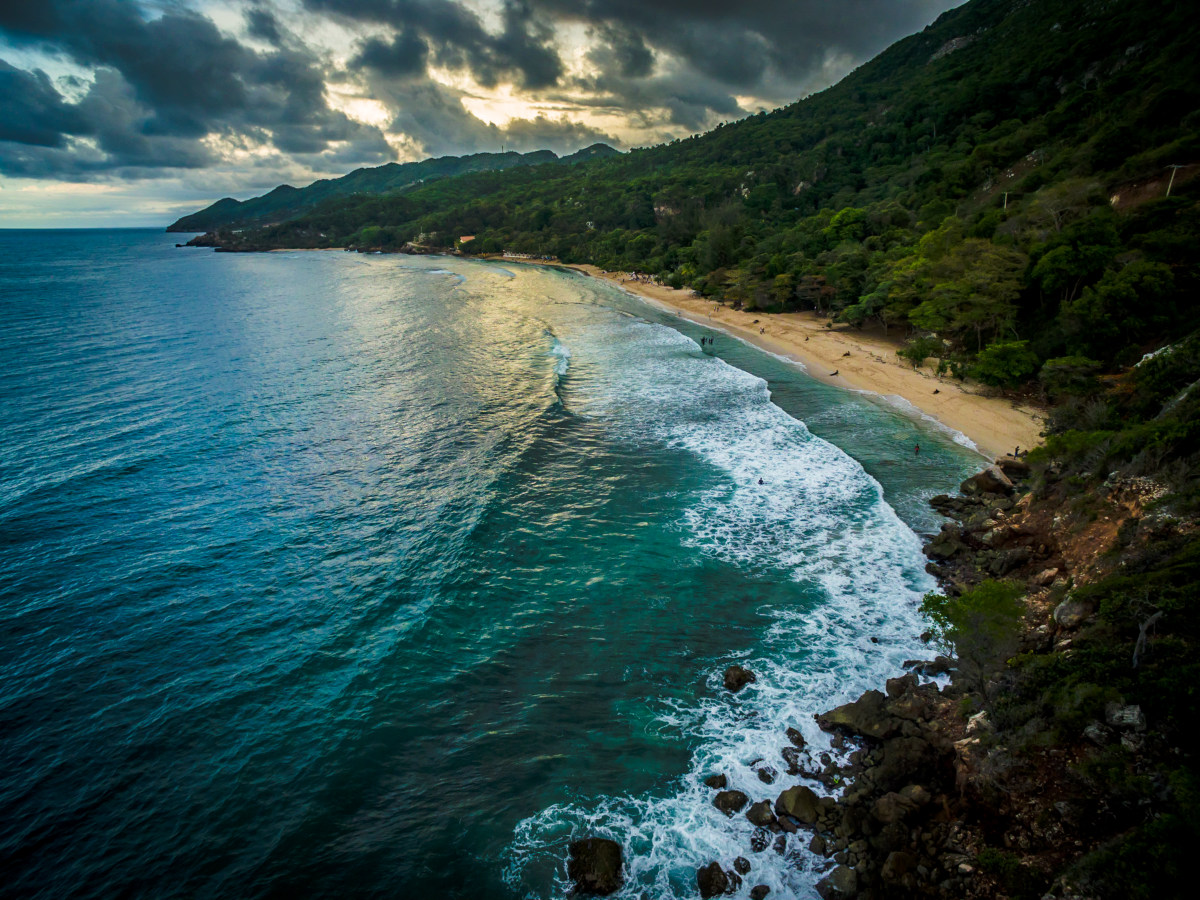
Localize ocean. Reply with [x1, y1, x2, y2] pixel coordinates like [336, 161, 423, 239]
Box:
[0, 230, 982, 899]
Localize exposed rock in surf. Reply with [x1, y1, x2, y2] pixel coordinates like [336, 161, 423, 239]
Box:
[704, 773, 728, 789]
[713, 789, 749, 816]
[733, 856, 751, 875]
[785, 726, 806, 748]
[960, 465, 1014, 496]
[723, 665, 756, 692]
[697, 861, 739, 898]
[774, 784, 820, 824]
[745, 799, 777, 828]
[756, 765, 777, 784]
[566, 837, 623, 895]
[900, 656, 954, 677]
[750, 885, 770, 900]
[816, 690, 904, 740]
[781, 745, 803, 774]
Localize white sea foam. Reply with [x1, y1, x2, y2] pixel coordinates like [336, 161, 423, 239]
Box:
[549, 338, 572, 376]
[507, 315, 939, 898]
[857, 391, 982, 453]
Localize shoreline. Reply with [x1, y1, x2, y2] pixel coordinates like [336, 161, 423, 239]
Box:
[487, 256, 1045, 460]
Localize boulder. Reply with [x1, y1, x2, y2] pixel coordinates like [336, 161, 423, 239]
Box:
[724, 665, 757, 692]
[750, 829, 770, 853]
[989, 547, 1033, 576]
[809, 834, 827, 856]
[872, 791, 918, 824]
[733, 857, 752, 875]
[713, 790, 749, 816]
[697, 862, 728, 899]
[567, 837, 624, 896]
[902, 656, 954, 677]
[746, 800, 777, 828]
[704, 773, 728, 789]
[817, 690, 902, 740]
[965, 711, 992, 735]
[1083, 721, 1113, 745]
[750, 886, 771, 900]
[995, 457, 1030, 479]
[1054, 597, 1095, 629]
[775, 785, 820, 824]
[756, 765, 778, 784]
[1034, 567, 1060, 587]
[960, 466, 1015, 496]
[881, 850, 915, 882]
[925, 526, 967, 560]
[815, 865, 859, 899]
[1105, 702, 1147, 732]
[886, 673, 917, 698]
[786, 727, 807, 747]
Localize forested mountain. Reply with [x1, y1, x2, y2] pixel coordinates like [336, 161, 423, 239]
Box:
[181, 0, 1198, 380]
[168, 143, 619, 232]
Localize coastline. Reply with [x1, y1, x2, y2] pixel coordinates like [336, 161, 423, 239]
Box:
[496, 257, 1045, 460]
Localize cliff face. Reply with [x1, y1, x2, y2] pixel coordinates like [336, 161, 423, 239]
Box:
[799, 461, 1196, 900]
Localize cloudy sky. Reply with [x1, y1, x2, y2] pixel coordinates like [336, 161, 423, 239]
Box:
[0, 0, 961, 227]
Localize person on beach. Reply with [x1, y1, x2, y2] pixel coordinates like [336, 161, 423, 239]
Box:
[914, 444, 920, 455]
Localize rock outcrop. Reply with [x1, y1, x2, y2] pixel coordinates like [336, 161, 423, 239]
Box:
[567, 837, 623, 895]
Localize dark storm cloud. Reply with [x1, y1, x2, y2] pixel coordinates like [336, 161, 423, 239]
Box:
[0, 61, 93, 147]
[353, 29, 430, 78]
[245, 6, 284, 46]
[315, 0, 960, 129]
[586, 24, 654, 80]
[1, 0, 961, 188]
[0, 0, 393, 178]
[536, 0, 956, 85]
[309, 0, 563, 90]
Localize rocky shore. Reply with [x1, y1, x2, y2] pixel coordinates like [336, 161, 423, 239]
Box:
[568, 454, 1184, 899]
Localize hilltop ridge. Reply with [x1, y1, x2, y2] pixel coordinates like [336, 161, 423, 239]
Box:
[168, 143, 619, 233]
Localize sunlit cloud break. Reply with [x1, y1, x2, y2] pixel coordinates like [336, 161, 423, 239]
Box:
[0, 0, 962, 225]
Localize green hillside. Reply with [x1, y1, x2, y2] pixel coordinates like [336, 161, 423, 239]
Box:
[183, 0, 1198, 376]
[167, 143, 620, 232]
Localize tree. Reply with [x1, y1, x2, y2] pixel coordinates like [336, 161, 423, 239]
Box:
[970, 340, 1040, 387]
[920, 580, 1025, 694]
[1061, 261, 1175, 362]
[909, 238, 1027, 349]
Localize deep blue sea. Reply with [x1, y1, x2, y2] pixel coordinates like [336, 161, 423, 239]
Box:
[0, 230, 983, 899]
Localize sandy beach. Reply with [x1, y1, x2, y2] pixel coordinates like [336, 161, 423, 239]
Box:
[503, 258, 1046, 460]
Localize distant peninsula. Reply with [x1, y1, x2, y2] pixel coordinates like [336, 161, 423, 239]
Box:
[168, 143, 619, 234]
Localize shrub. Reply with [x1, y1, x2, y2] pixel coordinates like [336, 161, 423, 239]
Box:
[921, 580, 1025, 693]
[970, 340, 1040, 387]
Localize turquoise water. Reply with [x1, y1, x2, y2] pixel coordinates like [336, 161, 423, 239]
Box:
[0, 231, 982, 899]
